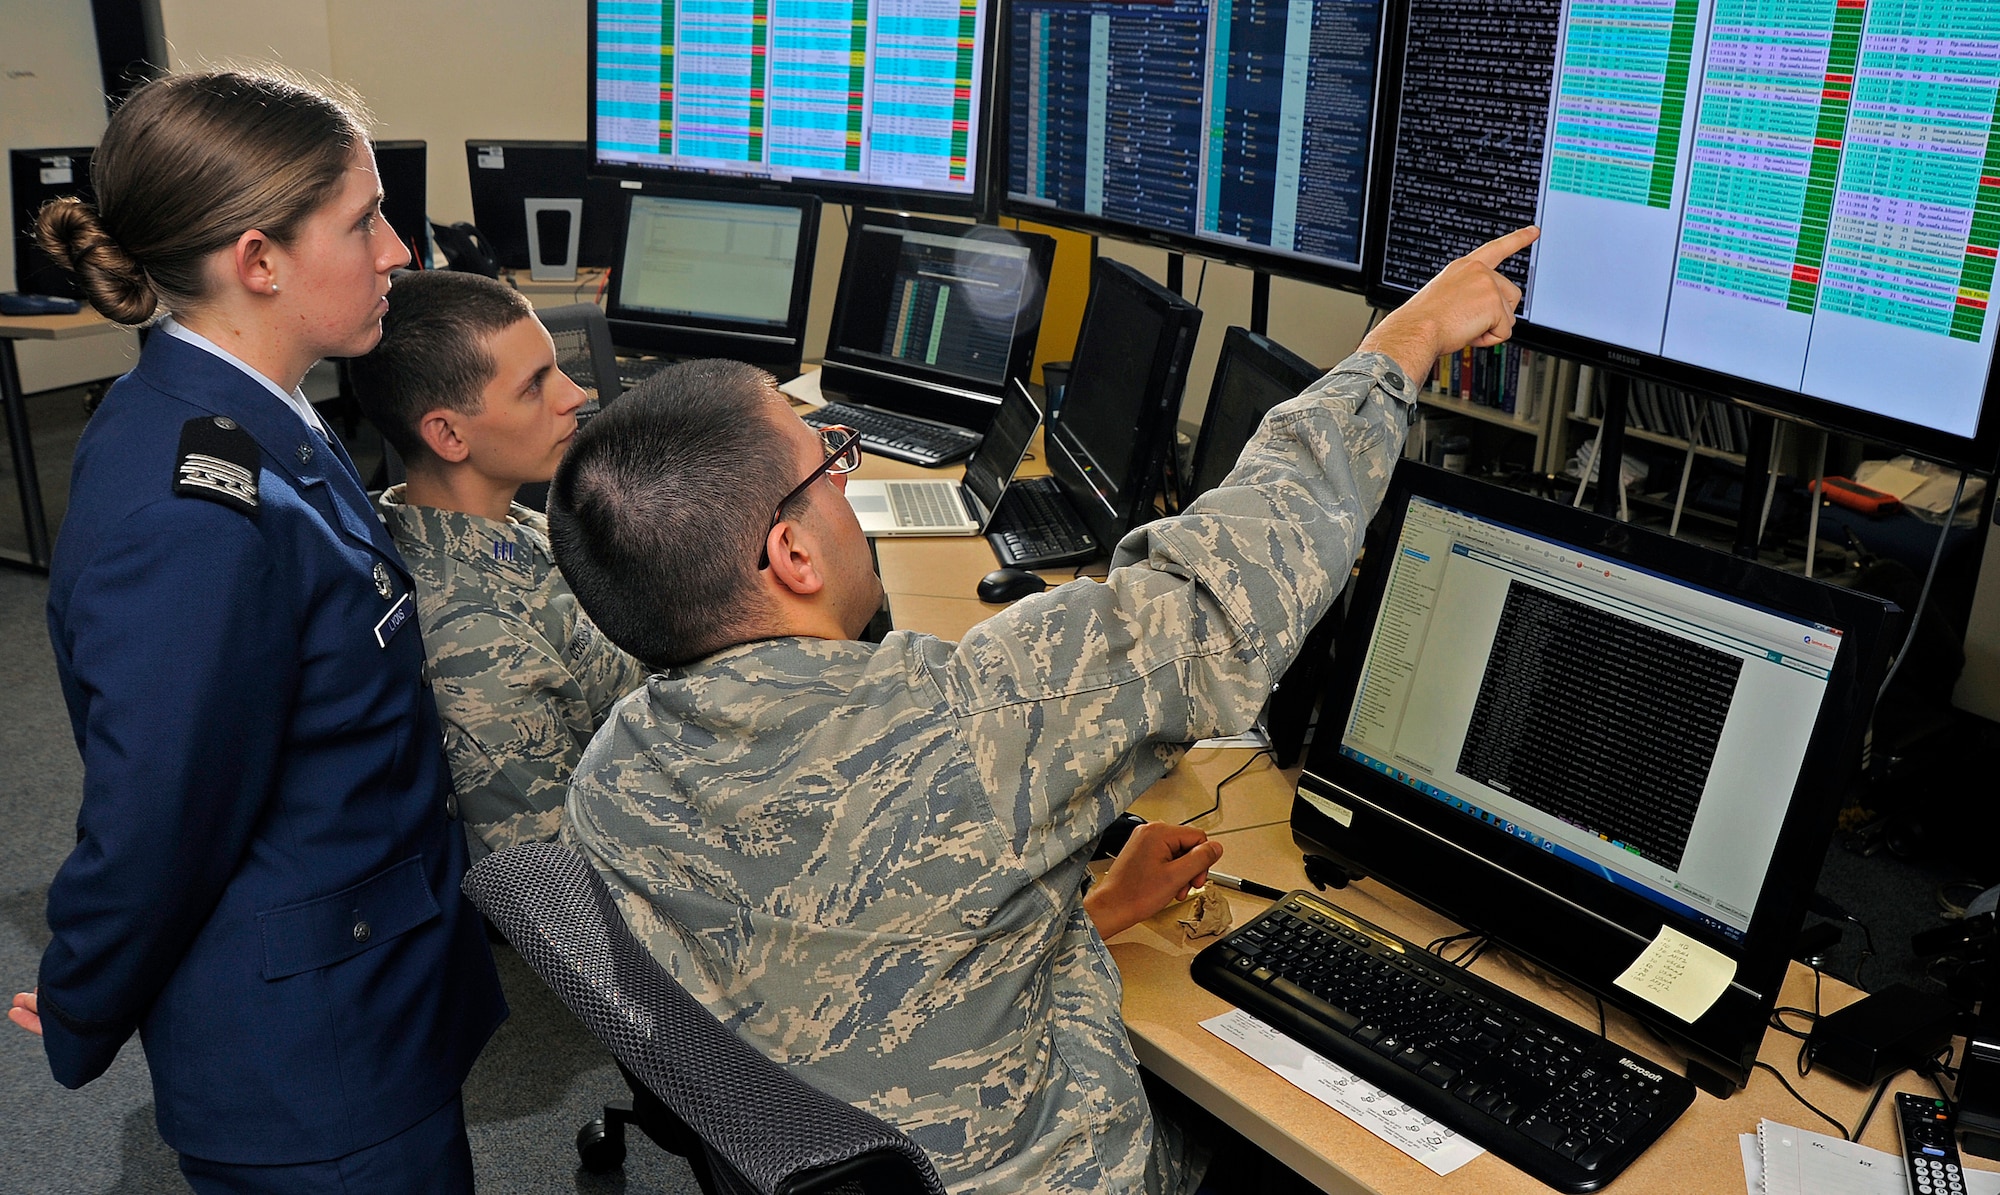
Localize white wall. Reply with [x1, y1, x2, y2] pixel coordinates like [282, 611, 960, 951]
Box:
[0, 2, 140, 391]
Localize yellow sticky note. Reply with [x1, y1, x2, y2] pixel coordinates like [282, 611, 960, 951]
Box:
[1613, 926, 1736, 1024]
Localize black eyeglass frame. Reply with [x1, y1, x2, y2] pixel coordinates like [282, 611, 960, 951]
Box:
[757, 425, 863, 570]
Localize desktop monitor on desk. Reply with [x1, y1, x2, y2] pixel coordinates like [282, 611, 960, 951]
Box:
[1186, 327, 1325, 503]
[1294, 463, 1897, 1094]
[1001, 0, 1388, 290]
[1365, 0, 2000, 471]
[1043, 257, 1203, 553]
[817, 211, 1057, 434]
[602, 185, 820, 378]
[373, 140, 430, 269]
[10, 147, 94, 299]
[465, 141, 627, 271]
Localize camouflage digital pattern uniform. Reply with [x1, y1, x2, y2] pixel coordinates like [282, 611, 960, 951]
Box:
[378, 485, 650, 857]
[564, 353, 1415, 1193]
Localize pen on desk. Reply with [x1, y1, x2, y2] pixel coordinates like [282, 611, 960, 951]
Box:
[1205, 871, 1286, 900]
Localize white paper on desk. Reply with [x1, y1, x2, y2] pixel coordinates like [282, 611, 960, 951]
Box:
[778, 367, 826, 407]
[1740, 1132, 1763, 1195]
[1191, 727, 1271, 750]
[1757, 1118, 2000, 1195]
[1202, 1009, 1483, 1176]
[1614, 925, 1736, 1023]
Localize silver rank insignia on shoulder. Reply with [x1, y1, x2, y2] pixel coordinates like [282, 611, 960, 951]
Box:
[173, 416, 260, 515]
[372, 561, 393, 598]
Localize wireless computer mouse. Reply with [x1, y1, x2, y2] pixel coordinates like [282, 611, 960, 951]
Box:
[977, 567, 1048, 604]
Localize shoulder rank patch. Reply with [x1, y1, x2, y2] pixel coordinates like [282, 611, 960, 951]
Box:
[174, 415, 260, 515]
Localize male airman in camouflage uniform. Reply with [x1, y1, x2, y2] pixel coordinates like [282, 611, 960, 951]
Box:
[351, 271, 649, 857]
[548, 230, 1538, 1193]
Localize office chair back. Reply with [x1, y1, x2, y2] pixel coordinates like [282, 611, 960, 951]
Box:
[535, 301, 622, 418]
[461, 842, 947, 1195]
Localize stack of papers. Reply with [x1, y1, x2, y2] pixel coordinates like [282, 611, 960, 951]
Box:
[1746, 1119, 2000, 1195]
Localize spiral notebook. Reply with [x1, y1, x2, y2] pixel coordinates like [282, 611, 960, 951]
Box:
[1753, 1119, 2000, 1195]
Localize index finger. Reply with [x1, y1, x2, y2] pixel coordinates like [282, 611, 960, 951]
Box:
[1464, 225, 1540, 269]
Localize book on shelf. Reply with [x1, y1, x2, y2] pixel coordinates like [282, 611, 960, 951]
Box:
[1425, 343, 1560, 422]
[1581, 376, 1746, 456]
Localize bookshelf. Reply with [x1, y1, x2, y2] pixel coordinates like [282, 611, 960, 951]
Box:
[1410, 344, 1573, 474]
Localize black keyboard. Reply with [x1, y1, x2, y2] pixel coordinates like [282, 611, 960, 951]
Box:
[804, 401, 982, 467]
[1192, 892, 1695, 1193]
[986, 476, 1098, 568]
[617, 356, 673, 392]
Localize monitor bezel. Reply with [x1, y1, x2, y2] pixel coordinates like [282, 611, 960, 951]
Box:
[584, 0, 999, 218]
[1186, 326, 1325, 502]
[1292, 463, 1896, 1090]
[1360, 0, 2000, 474]
[463, 139, 628, 271]
[601, 182, 822, 374]
[994, 0, 1389, 293]
[818, 209, 1058, 413]
[1044, 256, 1204, 552]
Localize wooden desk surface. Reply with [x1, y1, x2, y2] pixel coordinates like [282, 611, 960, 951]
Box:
[0, 308, 123, 341]
[1110, 812, 1996, 1193]
[867, 485, 1991, 1193]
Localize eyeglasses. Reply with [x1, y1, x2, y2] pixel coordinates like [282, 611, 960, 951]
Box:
[758, 425, 863, 570]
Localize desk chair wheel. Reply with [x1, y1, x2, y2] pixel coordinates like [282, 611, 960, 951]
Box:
[577, 1116, 627, 1173]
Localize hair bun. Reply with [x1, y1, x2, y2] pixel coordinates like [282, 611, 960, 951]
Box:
[35, 197, 158, 325]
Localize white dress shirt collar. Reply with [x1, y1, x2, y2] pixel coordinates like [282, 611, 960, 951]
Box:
[157, 316, 331, 439]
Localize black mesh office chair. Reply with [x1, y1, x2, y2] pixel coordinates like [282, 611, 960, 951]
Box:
[513, 302, 622, 511]
[461, 842, 946, 1195]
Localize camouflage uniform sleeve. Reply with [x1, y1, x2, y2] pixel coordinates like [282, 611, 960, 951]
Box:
[939, 351, 1414, 870]
[427, 607, 607, 854]
[567, 607, 652, 723]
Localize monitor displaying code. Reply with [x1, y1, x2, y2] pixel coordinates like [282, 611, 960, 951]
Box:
[1005, 0, 1383, 278]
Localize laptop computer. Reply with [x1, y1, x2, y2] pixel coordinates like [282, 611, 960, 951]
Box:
[843, 379, 1042, 537]
[602, 183, 822, 383]
[804, 212, 1056, 466]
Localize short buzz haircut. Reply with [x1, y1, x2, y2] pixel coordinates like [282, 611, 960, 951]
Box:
[547, 359, 797, 668]
[348, 270, 535, 460]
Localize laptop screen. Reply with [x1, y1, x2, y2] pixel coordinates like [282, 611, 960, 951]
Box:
[962, 380, 1043, 519]
[824, 214, 1055, 396]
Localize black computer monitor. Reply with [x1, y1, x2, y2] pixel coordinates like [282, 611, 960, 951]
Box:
[373, 140, 429, 268]
[1366, 0, 2000, 470]
[586, 0, 997, 215]
[1002, 0, 1388, 290]
[1293, 463, 1897, 1092]
[818, 212, 1057, 432]
[1187, 327, 1324, 502]
[1044, 257, 1203, 553]
[602, 185, 821, 378]
[11, 147, 94, 298]
[465, 141, 627, 270]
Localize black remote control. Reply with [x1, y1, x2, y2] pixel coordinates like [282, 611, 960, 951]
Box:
[1897, 1092, 1965, 1195]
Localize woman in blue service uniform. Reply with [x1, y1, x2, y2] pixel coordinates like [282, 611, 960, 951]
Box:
[6, 70, 506, 1191]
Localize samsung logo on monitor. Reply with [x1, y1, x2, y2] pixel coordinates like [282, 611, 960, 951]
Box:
[1606, 350, 1644, 368]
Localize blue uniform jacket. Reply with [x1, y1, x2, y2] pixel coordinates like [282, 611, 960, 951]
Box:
[41, 332, 508, 1164]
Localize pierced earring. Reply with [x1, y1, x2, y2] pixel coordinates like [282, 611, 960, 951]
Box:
[269, 283, 281, 295]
